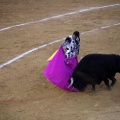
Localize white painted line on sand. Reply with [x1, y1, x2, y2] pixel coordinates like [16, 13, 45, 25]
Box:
[0, 23, 120, 69]
[0, 4, 120, 32]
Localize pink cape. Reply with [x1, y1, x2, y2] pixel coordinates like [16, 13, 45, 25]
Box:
[43, 46, 79, 92]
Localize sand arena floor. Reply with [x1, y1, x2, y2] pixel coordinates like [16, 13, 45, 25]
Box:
[0, 0, 120, 120]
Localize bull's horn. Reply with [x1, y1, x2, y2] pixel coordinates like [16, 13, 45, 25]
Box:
[68, 77, 74, 88]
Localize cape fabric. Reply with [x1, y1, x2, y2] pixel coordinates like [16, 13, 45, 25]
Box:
[43, 46, 79, 92]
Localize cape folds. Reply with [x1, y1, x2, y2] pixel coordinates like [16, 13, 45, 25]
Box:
[43, 46, 78, 92]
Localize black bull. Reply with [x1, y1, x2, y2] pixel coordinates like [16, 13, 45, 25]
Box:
[69, 54, 120, 91]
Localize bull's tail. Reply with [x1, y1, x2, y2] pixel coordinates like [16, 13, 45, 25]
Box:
[117, 55, 120, 72]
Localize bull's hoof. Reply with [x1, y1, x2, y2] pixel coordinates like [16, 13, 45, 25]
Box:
[111, 83, 115, 87]
[108, 87, 112, 91]
[91, 91, 96, 96]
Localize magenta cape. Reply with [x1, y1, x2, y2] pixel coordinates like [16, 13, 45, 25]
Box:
[43, 46, 79, 92]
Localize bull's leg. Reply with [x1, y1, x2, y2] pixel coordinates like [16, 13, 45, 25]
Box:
[110, 77, 116, 87]
[104, 79, 111, 90]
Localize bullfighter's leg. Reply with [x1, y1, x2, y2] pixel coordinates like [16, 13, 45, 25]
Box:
[110, 77, 116, 87]
[104, 79, 111, 90]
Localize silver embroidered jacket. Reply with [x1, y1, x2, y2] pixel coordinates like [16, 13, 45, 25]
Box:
[62, 35, 80, 58]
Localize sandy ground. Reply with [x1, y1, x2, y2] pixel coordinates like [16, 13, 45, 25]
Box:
[0, 0, 120, 120]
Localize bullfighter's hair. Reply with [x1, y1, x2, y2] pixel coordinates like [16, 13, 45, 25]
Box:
[73, 31, 80, 37]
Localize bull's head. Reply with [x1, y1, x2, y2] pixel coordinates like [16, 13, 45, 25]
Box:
[68, 76, 86, 92]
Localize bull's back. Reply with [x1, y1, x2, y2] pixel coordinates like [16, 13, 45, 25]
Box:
[75, 54, 119, 74]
